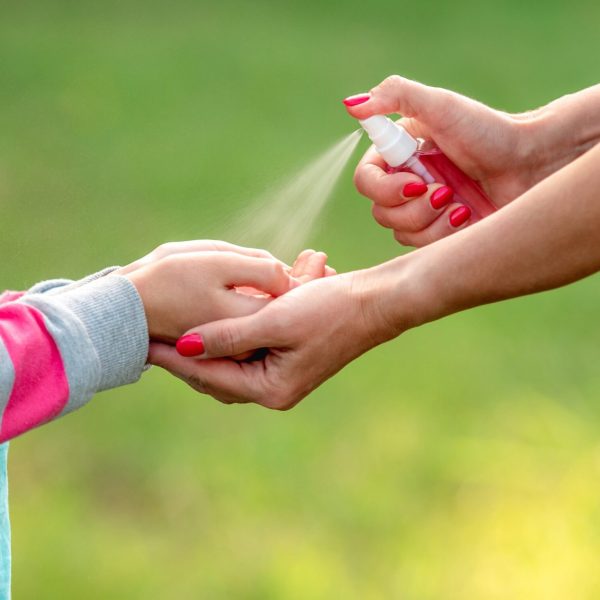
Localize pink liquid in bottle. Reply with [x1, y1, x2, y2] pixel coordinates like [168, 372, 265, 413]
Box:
[360, 116, 497, 221]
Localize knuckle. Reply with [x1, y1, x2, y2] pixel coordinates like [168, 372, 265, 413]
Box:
[270, 260, 286, 279]
[156, 253, 180, 273]
[393, 230, 413, 247]
[218, 251, 236, 264]
[254, 248, 274, 260]
[214, 324, 238, 355]
[371, 205, 391, 228]
[268, 377, 306, 411]
[156, 241, 176, 256]
[420, 228, 441, 246]
[412, 235, 432, 248]
[404, 213, 422, 234]
[215, 252, 238, 271]
[265, 390, 294, 411]
[353, 166, 368, 195]
[392, 207, 421, 233]
[381, 74, 404, 92]
[184, 373, 208, 394]
[270, 310, 293, 334]
[433, 86, 455, 104]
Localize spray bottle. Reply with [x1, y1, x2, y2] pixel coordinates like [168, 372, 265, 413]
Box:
[359, 115, 496, 221]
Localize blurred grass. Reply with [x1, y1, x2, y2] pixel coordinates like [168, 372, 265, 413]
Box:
[2, 0, 600, 598]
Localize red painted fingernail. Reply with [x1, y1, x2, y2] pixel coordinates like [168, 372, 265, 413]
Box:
[449, 205, 472, 228]
[176, 333, 205, 357]
[342, 93, 370, 107]
[430, 186, 454, 209]
[403, 182, 428, 198]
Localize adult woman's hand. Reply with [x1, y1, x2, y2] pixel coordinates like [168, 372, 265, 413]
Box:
[147, 270, 397, 408]
[345, 76, 600, 246]
[148, 141, 600, 409]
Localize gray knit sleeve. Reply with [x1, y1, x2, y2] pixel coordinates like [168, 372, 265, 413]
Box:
[20, 275, 149, 415]
[26, 266, 121, 296]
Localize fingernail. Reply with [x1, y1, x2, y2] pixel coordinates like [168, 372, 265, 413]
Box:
[176, 333, 205, 357]
[449, 205, 472, 228]
[342, 93, 370, 107]
[430, 186, 454, 210]
[403, 182, 428, 198]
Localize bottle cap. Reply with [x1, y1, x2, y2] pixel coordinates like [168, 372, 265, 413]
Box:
[359, 115, 418, 167]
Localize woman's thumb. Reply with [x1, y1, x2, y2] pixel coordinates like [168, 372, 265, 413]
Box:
[344, 75, 448, 121]
[175, 314, 270, 359]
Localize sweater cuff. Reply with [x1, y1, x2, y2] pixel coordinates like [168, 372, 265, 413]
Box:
[26, 266, 120, 296]
[49, 275, 149, 391]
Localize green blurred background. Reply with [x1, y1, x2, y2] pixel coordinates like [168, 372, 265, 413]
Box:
[2, 0, 600, 598]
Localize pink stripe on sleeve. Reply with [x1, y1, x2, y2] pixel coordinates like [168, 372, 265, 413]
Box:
[0, 303, 69, 442]
[0, 291, 24, 305]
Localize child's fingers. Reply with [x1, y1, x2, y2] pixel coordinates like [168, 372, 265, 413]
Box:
[291, 250, 330, 283]
[295, 251, 328, 283]
[119, 241, 289, 275]
[233, 285, 269, 298]
[226, 290, 272, 315]
[307, 251, 328, 279]
[324, 266, 337, 277]
[291, 249, 315, 278]
[392, 202, 473, 247]
[220, 254, 295, 297]
[156, 240, 283, 262]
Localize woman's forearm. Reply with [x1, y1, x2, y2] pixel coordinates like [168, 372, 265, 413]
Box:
[521, 84, 600, 179]
[369, 141, 600, 334]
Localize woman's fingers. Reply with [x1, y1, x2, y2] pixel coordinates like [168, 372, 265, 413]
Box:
[371, 184, 454, 232]
[369, 183, 474, 247]
[397, 116, 432, 141]
[354, 147, 425, 208]
[392, 202, 473, 247]
[174, 312, 274, 359]
[149, 342, 260, 404]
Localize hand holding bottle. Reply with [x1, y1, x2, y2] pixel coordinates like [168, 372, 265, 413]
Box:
[149, 139, 600, 410]
[345, 76, 600, 246]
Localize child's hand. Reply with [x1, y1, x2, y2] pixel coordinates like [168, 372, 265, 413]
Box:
[116, 240, 285, 276]
[234, 249, 335, 298]
[126, 251, 296, 343]
[290, 249, 337, 282]
[124, 246, 335, 344]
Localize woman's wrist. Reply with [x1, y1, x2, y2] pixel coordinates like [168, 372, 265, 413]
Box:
[351, 254, 441, 345]
[514, 85, 600, 182]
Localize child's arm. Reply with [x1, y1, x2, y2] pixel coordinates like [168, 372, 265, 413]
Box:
[0, 275, 148, 442]
[0, 244, 330, 442]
